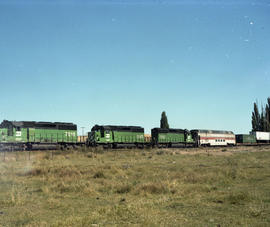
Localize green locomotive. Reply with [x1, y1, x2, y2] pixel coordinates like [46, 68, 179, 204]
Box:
[0, 120, 77, 150]
[151, 128, 194, 147]
[88, 125, 145, 148]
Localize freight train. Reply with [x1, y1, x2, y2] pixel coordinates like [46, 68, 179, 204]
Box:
[88, 126, 269, 148]
[0, 119, 270, 150]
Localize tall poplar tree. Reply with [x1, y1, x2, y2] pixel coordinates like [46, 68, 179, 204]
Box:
[252, 102, 260, 131]
[160, 111, 169, 129]
[260, 106, 266, 131]
[252, 98, 270, 132]
[266, 98, 270, 132]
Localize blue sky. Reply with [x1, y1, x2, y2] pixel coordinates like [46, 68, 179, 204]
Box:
[0, 0, 269, 134]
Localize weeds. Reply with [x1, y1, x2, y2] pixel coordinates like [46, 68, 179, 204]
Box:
[22, 167, 47, 176]
[137, 183, 169, 194]
[0, 148, 270, 226]
[93, 171, 105, 179]
[226, 191, 250, 205]
[115, 184, 132, 194]
[156, 150, 165, 155]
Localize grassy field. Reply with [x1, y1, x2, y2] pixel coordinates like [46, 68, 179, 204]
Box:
[0, 146, 270, 226]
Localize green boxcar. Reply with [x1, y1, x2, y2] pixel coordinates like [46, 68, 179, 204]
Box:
[0, 120, 77, 147]
[235, 134, 256, 144]
[151, 128, 194, 147]
[88, 125, 145, 147]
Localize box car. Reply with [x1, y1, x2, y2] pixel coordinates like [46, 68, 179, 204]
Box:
[191, 129, 236, 146]
[88, 125, 145, 148]
[236, 134, 256, 144]
[151, 128, 194, 147]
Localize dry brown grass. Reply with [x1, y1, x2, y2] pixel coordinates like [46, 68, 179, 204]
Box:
[0, 146, 270, 226]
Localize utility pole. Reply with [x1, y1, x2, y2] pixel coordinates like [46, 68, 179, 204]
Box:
[81, 127, 85, 143]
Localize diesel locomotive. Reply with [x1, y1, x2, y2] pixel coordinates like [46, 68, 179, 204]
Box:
[151, 128, 194, 147]
[0, 120, 77, 150]
[87, 125, 145, 148]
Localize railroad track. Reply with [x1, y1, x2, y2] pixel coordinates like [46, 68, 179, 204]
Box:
[1, 142, 270, 152]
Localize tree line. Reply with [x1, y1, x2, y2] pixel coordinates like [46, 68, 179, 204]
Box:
[252, 97, 270, 132]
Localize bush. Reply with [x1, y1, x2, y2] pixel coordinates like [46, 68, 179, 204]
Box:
[115, 185, 132, 194]
[138, 183, 168, 194]
[156, 150, 165, 155]
[93, 171, 105, 179]
[19, 168, 46, 176]
[226, 192, 250, 205]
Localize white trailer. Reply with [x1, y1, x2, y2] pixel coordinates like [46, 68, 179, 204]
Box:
[252, 131, 270, 142]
